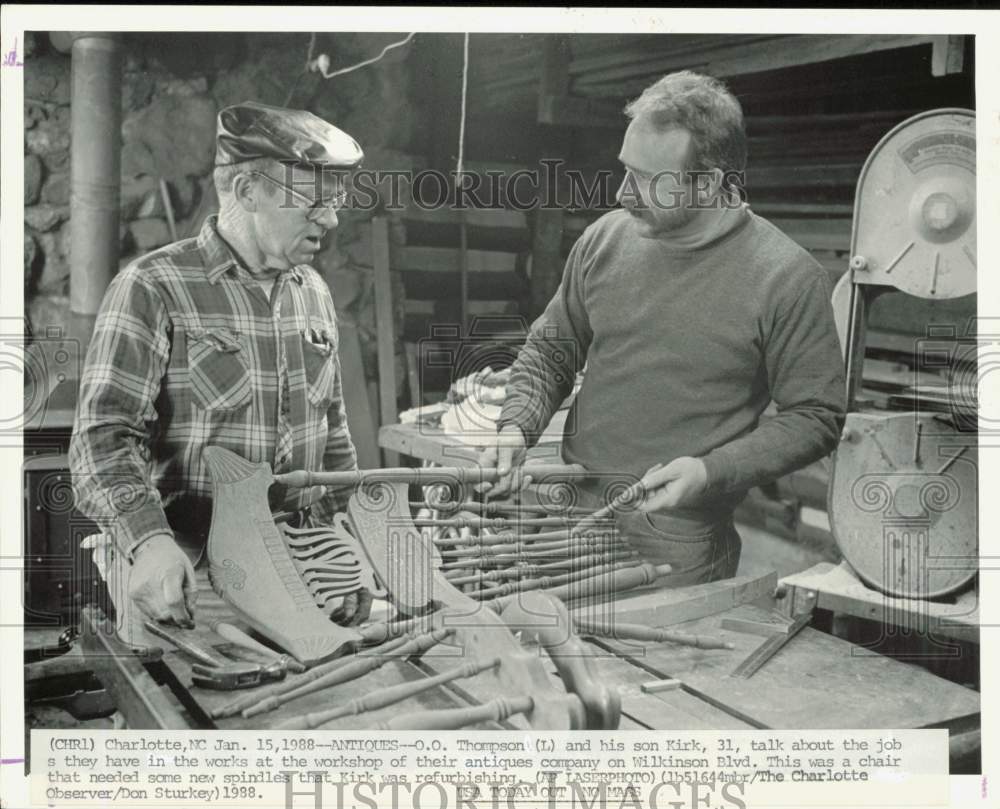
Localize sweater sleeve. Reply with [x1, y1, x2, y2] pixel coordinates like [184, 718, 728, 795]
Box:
[498, 235, 593, 446]
[700, 269, 846, 495]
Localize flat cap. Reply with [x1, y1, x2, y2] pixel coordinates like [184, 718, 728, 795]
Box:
[215, 101, 363, 170]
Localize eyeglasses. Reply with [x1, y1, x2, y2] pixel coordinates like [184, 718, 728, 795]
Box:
[249, 171, 348, 223]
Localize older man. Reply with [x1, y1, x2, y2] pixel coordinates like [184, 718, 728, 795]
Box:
[486, 72, 846, 585]
[70, 102, 368, 634]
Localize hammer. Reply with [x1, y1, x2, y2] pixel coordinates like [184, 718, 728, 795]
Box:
[143, 621, 288, 690]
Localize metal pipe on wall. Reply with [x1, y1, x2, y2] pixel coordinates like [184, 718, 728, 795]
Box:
[68, 33, 122, 356]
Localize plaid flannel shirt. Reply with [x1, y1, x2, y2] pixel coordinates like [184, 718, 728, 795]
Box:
[69, 215, 358, 559]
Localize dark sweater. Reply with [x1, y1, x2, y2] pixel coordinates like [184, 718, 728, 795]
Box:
[499, 207, 846, 514]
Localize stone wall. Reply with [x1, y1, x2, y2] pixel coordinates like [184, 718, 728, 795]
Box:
[24, 31, 423, 390]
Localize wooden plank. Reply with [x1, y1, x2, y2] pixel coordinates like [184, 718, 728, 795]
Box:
[578, 571, 778, 628]
[932, 35, 966, 77]
[596, 603, 980, 730]
[531, 207, 566, 319]
[572, 35, 788, 86]
[80, 607, 190, 730]
[536, 34, 628, 128]
[720, 608, 795, 638]
[641, 678, 683, 693]
[569, 35, 776, 79]
[746, 109, 920, 132]
[404, 341, 421, 408]
[393, 245, 519, 274]
[372, 217, 398, 466]
[573, 34, 936, 87]
[729, 613, 812, 678]
[338, 320, 380, 469]
[539, 34, 570, 102]
[588, 649, 755, 730]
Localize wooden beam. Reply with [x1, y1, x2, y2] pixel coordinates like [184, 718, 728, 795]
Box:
[403, 341, 421, 409]
[538, 34, 571, 108]
[530, 207, 566, 319]
[372, 217, 399, 466]
[931, 35, 965, 77]
[573, 34, 938, 87]
[746, 109, 919, 132]
[538, 33, 624, 129]
[338, 320, 380, 469]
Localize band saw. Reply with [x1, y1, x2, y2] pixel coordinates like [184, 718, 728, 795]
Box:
[829, 108, 978, 599]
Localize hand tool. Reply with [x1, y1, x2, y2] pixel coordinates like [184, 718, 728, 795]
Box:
[190, 660, 287, 690]
[142, 621, 227, 668]
[205, 619, 306, 673]
[729, 612, 812, 678]
[143, 621, 286, 691]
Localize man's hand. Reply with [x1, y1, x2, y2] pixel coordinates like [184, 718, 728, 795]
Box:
[479, 424, 531, 498]
[331, 589, 373, 627]
[637, 457, 709, 512]
[129, 533, 198, 627]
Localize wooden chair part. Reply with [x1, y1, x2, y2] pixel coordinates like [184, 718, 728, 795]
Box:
[203, 447, 362, 667]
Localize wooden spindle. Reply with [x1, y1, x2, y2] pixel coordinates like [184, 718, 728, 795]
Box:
[212, 634, 410, 719]
[413, 515, 586, 530]
[489, 563, 670, 612]
[275, 657, 500, 730]
[471, 560, 642, 601]
[411, 500, 596, 518]
[574, 619, 734, 651]
[242, 628, 454, 718]
[373, 695, 533, 730]
[274, 464, 587, 489]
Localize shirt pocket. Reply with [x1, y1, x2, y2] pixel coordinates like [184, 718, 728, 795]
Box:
[301, 334, 337, 410]
[186, 327, 252, 412]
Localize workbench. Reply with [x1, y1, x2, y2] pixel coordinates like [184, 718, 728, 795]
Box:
[37, 421, 977, 767]
[74, 556, 980, 766]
